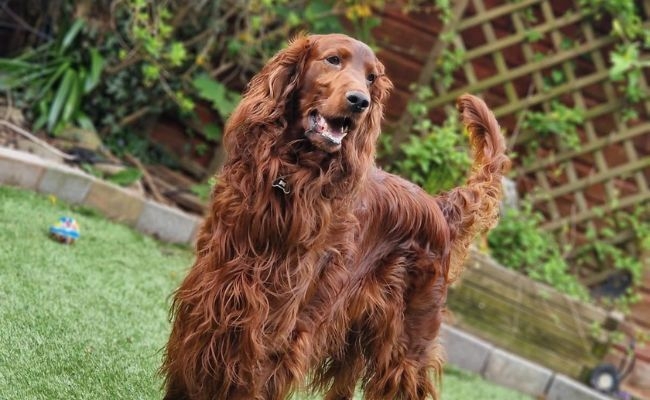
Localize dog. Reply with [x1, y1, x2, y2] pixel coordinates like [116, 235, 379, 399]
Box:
[161, 33, 510, 400]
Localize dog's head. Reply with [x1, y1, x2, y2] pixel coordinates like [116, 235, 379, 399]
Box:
[226, 34, 392, 157]
[296, 34, 392, 153]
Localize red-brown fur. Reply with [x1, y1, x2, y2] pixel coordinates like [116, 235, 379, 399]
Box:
[161, 33, 510, 400]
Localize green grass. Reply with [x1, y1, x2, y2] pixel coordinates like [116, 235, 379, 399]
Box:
[0, 185, 530, 400]
[440, 367, 532, 399]
[0, 186, 193, 399]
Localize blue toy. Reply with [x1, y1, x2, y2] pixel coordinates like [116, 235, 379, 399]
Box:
[49, 216, 80, 244]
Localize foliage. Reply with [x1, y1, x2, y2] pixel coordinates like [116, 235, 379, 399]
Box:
[1, 0, 387, 160]
[608, 42, 650, 104]
[392, 86, 472, 194]
[80, 0, 384, 160]
[434, 47, 466, 91]
[488, 204, 590, 300]
[104, 167, 143, 187]
[79, 163, 144, 188]
[572, 206, 650, 309]
[579, 0, 650, 104]
[0, 19, 103, 135]
[521, 100, 584, 150]
[578, 0, 649, 41]
[192, 74, 240, 118]
[405, 1, 467, 97]
[190, 176, 218, 202]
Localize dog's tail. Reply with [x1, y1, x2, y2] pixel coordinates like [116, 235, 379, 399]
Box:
[436, 94, 511, 282]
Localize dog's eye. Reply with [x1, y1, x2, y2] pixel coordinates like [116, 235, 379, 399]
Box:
[367, 73, 377, 83]
[326, 56, 341, 65]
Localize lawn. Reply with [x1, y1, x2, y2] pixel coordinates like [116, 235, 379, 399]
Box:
[0, 185, 530, 400]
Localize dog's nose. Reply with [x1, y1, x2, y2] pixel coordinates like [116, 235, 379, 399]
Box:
[346, 91, 370, 113]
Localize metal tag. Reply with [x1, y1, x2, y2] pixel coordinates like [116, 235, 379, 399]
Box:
[272, 177, 290, 194]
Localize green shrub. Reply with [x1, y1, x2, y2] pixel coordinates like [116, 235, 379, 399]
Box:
[571, 206, 650, 309]
[394, 115, 471, 194]
[390, 86, 472, 194]
[488, 204, 589, 300]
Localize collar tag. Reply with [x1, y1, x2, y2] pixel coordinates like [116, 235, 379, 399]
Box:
[272, 177, 290, 194]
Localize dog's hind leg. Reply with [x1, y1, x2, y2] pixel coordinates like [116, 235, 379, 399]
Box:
[316, 330, 365, 400]
[161, 377, 190, 400]
[359, 252, 446, 400]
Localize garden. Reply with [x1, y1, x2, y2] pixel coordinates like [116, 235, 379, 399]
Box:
[1, 0, 649, 398]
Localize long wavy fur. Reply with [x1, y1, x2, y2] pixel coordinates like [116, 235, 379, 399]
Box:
[161, 34, 509, 400]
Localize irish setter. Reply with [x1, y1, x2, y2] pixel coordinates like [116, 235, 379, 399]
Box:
[161, 33, 509, 400]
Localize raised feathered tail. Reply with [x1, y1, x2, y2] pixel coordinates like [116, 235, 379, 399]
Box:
[436, 94, 511, 281]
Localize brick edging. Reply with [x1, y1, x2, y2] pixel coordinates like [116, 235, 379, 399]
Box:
[441, 324, 612, 400]
[0, 147, 201, 244]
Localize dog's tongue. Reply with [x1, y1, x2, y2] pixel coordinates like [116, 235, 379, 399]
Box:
[310, 113, 347, 144]
[312, 113, 328, 133]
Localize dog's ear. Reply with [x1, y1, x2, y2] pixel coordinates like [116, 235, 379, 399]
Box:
[352, 58, 392, 161]
[263, 34, 312, 102]
[224, 35, 312, 152]
[245, 34, 311, 112]
[370, 60, 393, 108]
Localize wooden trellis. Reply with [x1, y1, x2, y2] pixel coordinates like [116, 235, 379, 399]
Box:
[375, 0, 650, 266]
[371, 1, 650, 386]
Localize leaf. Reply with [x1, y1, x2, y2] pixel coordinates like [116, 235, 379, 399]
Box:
[105, 167, 143, 187]
[84, 48, 104, 92]
[0, 58, 39, 75]
[0, 58, 55, 92]
[61, 71, 81, 123]
[166, 42, 187, 67]
[192, 74, 224, 98]
[609, 43, 638, 80]
[75, 113, 96, 131]
[0, 66, 54, 91]
[35, 61, 70, 100]
[48, 69, 75, 132]
[14, 42, 52, 62]
[32, 111, 48, 132]
[551, 69, 565, 84]
[203, 124, 222, 141]
[61, 19, 85, 51]
[192, 74, 240, 116]
[609, 52, 630, 80]
[190, 183, 212, 201]
[305, 0, 344, 32]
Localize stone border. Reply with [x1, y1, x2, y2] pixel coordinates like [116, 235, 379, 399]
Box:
[1, 146, 610, 399]
[0, 147, 201, 244]
[441, 324, 612, 399]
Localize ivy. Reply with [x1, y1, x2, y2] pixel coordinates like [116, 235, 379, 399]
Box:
[609, 43, 650, 104]
[579, 0, 650, 104]
[435, 47, 466, 91]
[521, 100, 584, 151]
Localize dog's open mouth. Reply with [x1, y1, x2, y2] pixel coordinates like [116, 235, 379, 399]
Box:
[305, 110, 353, 147]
